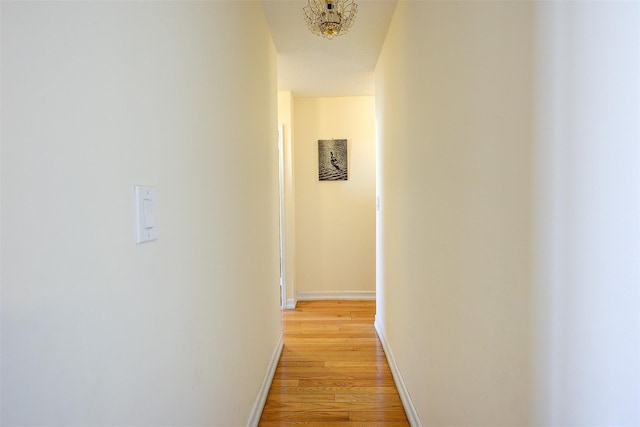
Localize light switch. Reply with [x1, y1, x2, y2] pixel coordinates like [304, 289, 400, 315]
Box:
[135, 186, 158, 244]
[143, 198, 155, 228]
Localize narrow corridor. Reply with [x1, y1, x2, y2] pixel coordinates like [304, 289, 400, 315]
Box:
[258, 300, 409, 426]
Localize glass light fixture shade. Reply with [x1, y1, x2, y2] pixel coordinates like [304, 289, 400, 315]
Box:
[303, 0, 358, 40]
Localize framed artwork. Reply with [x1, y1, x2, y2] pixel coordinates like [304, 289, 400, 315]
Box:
[318, 139, 348, 181]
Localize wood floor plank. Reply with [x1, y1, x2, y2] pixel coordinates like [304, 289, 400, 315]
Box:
[278, 360, 326, 367]
[335, 394, 403, 404]
[297, 378, 397, 387]
[284, 337, 379, 344]
[263, 401, 405, 412]
[283, 345, 383, 352]
[348, 411, 410, 422]
[270, 379, 299, 387]
[259, 422, 410, 427]
[266, 393, 336, 403]
[258, 300, 409, 426]
[267, 386, 400, 395]
[259, 411, 350, 422]
[286, 330, 378, 338]
[280, 350, 385, 357]
[275, 366, 391, 375]
[324, 361, 385, 368]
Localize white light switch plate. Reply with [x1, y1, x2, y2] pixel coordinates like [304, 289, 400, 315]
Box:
[135, 185, 158, 244]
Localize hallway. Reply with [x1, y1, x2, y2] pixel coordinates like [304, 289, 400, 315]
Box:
[258, 301, 409, 426]
[2, 2, 637, 425]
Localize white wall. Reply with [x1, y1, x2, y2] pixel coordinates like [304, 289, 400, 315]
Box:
[532, 1, 640, 424]
[376, 2, 534, 424]
[1, 2, 281, 425]
[294, 97, 376, 295]
[376, 1, 639, 425]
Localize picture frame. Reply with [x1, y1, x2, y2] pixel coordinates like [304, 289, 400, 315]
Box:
[318, 139, 348, 181]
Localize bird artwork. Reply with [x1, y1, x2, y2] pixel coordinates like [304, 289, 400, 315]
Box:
[330, 151, 341, 170]
[318, 139, 348, 181]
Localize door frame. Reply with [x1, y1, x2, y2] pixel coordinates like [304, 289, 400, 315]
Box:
[277, 125, 287, 309]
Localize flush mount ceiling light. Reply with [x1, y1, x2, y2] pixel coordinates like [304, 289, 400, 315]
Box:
[303, 0, 358, 40]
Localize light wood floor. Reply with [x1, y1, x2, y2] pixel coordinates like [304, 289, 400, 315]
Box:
[258, 300, 410, 427]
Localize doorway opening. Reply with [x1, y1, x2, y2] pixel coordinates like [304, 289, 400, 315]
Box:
[277, 124, 287, 309]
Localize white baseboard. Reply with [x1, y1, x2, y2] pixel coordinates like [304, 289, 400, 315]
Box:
[285, 298, 297, 310]
[374, 316, 423, 427]
[296, 291, 376, 301]
[246, 333, 284, 427]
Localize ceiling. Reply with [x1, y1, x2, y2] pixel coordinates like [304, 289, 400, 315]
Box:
[260, 0, 398, 98]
